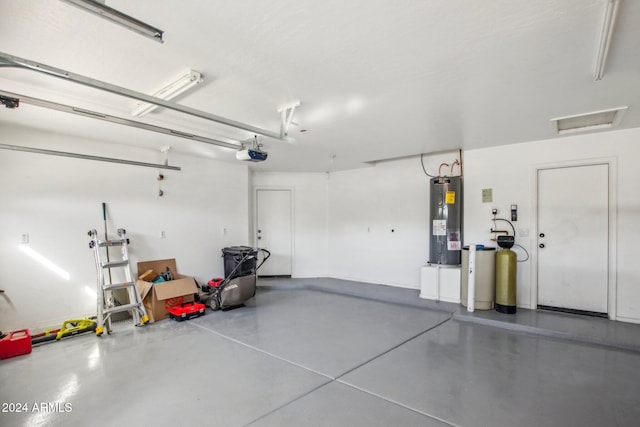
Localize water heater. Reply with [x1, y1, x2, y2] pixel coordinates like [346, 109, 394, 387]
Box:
[429, 176, 462, 265]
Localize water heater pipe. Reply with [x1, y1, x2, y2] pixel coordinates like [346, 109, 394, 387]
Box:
[450, 159, 460, 175]
[467, 244, 476, 312]
[491, 229, 509, 235]
[435, 265, 441, 301]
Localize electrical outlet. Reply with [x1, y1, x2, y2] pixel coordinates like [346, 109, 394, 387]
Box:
[492, 208, 497, 215]
[21, 233, 29, 244]
[160, 230, 166, 239]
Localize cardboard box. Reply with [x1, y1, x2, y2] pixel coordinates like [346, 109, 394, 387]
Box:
[136, 259, 198, 322]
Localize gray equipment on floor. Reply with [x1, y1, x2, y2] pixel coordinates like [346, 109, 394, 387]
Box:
[202, 247, 270, 311]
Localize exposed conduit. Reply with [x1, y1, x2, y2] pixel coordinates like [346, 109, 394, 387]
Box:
[0, 51, 284, 140]
[0, 143, 181, 171]
[0, 90, 241, 151]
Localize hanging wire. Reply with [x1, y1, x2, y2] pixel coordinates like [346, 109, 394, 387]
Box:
[420, 153, 437, 178]
[514, 244, 530, 262]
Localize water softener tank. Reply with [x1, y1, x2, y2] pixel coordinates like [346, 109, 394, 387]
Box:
[429, 176, 462, 265]
[495, 247, 517, 314]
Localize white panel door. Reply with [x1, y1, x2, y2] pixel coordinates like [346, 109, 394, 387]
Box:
[537, 164, 608, 314]
[256, 189, 292, 276]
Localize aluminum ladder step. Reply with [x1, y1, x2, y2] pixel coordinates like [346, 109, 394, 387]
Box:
[102, 260, 129, 269]
[103, 303, 143, 316]
[102, 281, 136, 292]
[98, 239, 127, 247]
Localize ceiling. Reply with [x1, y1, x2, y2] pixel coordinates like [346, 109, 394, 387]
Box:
[0, 0, 638, 172]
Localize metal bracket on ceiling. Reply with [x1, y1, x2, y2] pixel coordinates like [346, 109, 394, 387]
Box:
[0, 94, 19, 108]
[160, 146, 171, 166]
[0, 51, 284, 140]
[278, 100, 300, 138]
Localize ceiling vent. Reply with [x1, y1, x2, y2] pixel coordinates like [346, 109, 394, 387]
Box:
[550, 106, 628, 135]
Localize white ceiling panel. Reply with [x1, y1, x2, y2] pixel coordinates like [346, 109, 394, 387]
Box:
[1, 0, 638, 171]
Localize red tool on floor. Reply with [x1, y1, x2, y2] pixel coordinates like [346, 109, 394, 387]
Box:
[168, 301, 206, 321]
[0, 329, 32, 360]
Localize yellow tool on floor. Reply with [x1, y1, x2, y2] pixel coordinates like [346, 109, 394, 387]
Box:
[31, 318, 97, 345]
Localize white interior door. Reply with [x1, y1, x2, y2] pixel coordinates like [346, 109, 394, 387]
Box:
[537, 164, 609, 314]
[256, 189, 292, 276]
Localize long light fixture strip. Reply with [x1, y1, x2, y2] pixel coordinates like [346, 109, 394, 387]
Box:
[132, 70, 203, 117]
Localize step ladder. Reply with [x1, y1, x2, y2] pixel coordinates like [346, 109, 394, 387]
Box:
[88, 228, 149, 336]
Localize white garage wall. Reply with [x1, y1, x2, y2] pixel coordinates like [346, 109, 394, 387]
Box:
[0, 126, 250, 331]
[3, 125, 639, 328]
[464, 127, 640, 323]
[327, 152, 461, 289]
[251, 172, 329, 278]
[321, 130, 640, 324]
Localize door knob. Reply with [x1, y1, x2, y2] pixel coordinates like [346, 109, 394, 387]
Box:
[539, 233, 545, 238]
[258, 236, 262, 240]
[258, 229, 262, 233]
[539, 243, 545, 248]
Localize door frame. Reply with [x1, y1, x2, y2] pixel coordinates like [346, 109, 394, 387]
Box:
[530, 157, 617, 320]
[253, 186, 295, 277]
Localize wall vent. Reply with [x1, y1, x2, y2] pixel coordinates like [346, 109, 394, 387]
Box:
[550, 106, 627, 135]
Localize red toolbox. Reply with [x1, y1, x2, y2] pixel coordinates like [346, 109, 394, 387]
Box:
[0, 329, 32, 360]
[168, 301, 206, 321]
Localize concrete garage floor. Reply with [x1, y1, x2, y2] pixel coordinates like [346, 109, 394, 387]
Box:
[1, 278, 640, 426]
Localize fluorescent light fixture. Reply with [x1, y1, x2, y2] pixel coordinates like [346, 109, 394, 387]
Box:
[594, 0, 620, 81]
[60, 0, 164, 43]
[132, 70, 203, 117]
[550, 106, 628, 135]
